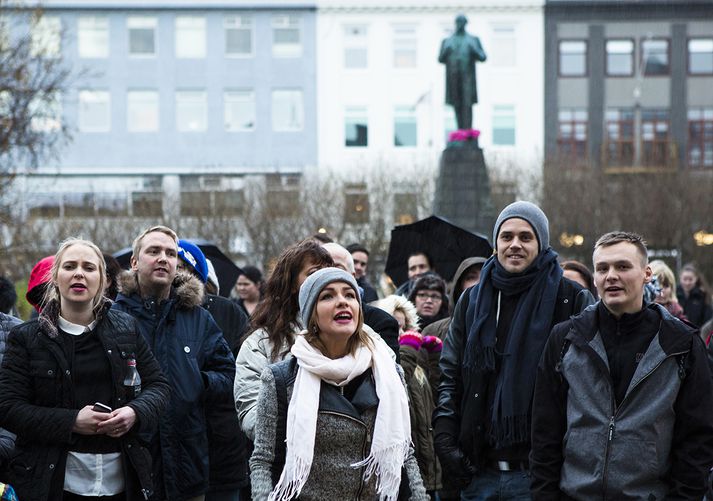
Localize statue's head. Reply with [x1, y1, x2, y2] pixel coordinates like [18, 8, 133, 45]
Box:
[455, 14, 468, 31]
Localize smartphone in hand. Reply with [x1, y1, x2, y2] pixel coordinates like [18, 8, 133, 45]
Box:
[92, 402, 112, 413]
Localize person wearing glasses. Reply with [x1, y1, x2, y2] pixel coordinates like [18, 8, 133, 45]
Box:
[408, 273, 449, 330]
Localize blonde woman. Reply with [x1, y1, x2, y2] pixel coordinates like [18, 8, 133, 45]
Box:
[650, 260, 687, 321]
[0, 238, 170, 501]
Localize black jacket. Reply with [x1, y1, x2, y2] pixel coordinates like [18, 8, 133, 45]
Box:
[201, 294, 251, 492]
[0, 303, 170, 501]
[113, 271, 235, 501]
[677, 286, 713, 328]
[531, 303, 713, 500]
[363, 304, 400, 363]
[433, 277, 594, 473]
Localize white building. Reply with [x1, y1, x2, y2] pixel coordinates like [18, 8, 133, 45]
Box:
[316, 0, 545, 176]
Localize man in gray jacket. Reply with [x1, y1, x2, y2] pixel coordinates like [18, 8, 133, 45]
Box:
[531, 231, 713, 499]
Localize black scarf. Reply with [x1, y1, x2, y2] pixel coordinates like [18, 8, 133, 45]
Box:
[463, 248, 562, 448]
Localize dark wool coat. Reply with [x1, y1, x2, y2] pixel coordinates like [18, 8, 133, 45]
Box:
[0, 302, 170, 501]
[113, 271, 235, 501]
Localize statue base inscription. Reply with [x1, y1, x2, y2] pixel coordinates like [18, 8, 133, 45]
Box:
[433, 139, 495, 236]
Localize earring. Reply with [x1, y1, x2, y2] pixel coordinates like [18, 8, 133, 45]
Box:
[311, 324, 318, 335]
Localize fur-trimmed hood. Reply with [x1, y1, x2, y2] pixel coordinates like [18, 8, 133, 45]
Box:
[370, 294, 420, 332]
[116, 269, 204, 309]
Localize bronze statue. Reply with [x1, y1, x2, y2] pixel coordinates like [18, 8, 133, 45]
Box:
[439, 15, 486, 131]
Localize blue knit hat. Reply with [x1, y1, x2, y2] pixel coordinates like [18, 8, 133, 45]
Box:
[298, 267, 361, 329]
[493, 201, 550, 252]
[177, 239, 208, 283]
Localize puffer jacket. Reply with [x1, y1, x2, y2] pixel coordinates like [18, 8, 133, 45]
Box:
[250, 358, 428, 501]
[0, 301, 170, 501]
[113, 271, 235, 501]
[531, 303, 713, 500]
[235, 324, 395, 442]
[433, 277, 594, 471]
[0, 312, 22, 468]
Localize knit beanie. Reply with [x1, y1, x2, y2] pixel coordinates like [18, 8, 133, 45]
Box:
[492, 201, 550, 252]
[298, 267, 361, 329]
[177, 239, 209, 283]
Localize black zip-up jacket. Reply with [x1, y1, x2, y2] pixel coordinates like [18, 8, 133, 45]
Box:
[0, 302, 170, 501]
[531, 302, 713, 500]
[677, 285, 713, 328]
[433, 277, 593, 476]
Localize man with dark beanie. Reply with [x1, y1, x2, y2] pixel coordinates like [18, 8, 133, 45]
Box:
[433, 201, 594, 500]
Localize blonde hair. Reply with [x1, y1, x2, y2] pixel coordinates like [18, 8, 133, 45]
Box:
[650, 260, 678, 304]
[371, 295, 420, 331]
[44, 238, 107, 313]
[132, 225, 178, 260]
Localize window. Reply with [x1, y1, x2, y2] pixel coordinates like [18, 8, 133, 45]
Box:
[225, 15, 253, 56]
[393, 25, 417, 68]
[27, 193, 60, 218]
[214, 191, 244, 216]
[96, 193, 128, 216]
[393, 192, 418, 225]
[128, 17, 156, 56]
[688, 38, 713, 75]
[127, 90, 159, 132]
[344, 24, 368, 69]
[175, 16, 205, 58]
[224, 91, 255, 131]
[78, 90, 110, 132]
[78, 16, 108, 58]
[272, 15, 301, 57]
[492, 105, 516, 146]
[491, 25, 516, 67]
[31, 16, 61, 58]
[606, 39, 634, 76]
[394, 106, 417, 147]
[29, 92, 62, 132]
[64, 193, 95, 218]
[272, 89, 303, 131]
[345, 106, 368, 147]
[559, 40, 587, 77]
[176, 91, 207, 132]
[181, 191, 210, 216]
[131, 191, 163, 217]
[642, 38, 669, 76]
[605, 109, 635, 166]
[641, 109, 669, 166]
[344, 183, 369, 224]
[557, 109, 588, 159]
[688, 108, 713, 168]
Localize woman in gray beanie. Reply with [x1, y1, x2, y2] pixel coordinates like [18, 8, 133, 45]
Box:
[250, 267, 428, 501]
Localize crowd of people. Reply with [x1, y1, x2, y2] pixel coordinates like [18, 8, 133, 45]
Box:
[0, 200, 712, 501]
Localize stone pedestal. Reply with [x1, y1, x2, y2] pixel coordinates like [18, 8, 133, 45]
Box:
[433, 140, 495, 236]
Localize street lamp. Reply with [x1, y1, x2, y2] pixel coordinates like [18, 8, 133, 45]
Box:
[693, 231, 713, 246]
[559, 232, 584, 248]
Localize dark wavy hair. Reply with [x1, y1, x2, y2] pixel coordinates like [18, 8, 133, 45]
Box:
[246, 239, 333, 361]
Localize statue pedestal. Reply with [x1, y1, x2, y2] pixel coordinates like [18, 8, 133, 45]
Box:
[433, 139, 495, 236]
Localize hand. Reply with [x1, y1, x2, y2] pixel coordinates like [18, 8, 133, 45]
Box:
[434, 436, 475, 486]
[95, 406, 137, 438]
[421, 335, 443, 353]
[72, 405, 112, 435]
[399, 330, 423, 350]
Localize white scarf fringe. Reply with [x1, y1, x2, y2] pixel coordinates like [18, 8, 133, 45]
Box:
[269, 332, 410, 501]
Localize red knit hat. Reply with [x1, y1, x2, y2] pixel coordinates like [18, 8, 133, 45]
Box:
[26, 256, 54, 312]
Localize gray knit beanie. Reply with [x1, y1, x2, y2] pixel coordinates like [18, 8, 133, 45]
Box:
[298, 267, 361, 329]
[492, 201, 550, 252]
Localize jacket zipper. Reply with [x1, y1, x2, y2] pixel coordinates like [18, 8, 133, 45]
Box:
[600, 349, 687, 499]
[320, 410, 370, 500]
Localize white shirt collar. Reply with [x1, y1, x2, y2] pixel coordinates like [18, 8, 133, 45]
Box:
[58, 315, 97, 336]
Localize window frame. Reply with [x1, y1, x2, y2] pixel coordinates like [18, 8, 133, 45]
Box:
[605, 38, 635, 77]
[492, 105, 516, 146]
[271, 89, 304, 132]
[393, 105, 418, 148]
[224, 90, 256, 132]
[224, 15, 254, 58]
[556, 108, 589, 161]
[127, 16, 158, 58]
[640, 37, 670, 77]
[175, 16, 206, 59]
[392, 24, 418, 69]
[127, 90, 159, 133]
[558, 39, 588, 78]
[344, 106, 368, 147]
[175, 90, 208, 133]
[605, 108, 635, 167]
[640, 108, 670, 167]
[78, 89, 111, 133]
[343, 24, 368, 70]
[78, 16, 109, 59]
[687, 37, 713, 76]
[687, 108, 713, 169]
[271, 14, 302, 58]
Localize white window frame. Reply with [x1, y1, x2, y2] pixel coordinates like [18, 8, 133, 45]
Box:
[492, 105, 516, 146]
[224, 15, 254, 57]
[343, 24, 368, 69]
[394, 105, 417, 147]
[224, 90, 255, 132]
[78, 90, 111, 133]
[272, 14, 302, 58]
[392, 24, 417, 69]
[128, 16, 157, 57]
[31, 16, 61, 58]
[175, 90, 207, 132]
[29, 91, 62, 133]
[175, 16, 206, 59]
[127, 90, 159, 132]
[78, 16, 109, 58]
[344, 105, 368, 147]
[272, 89, 304, 132]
